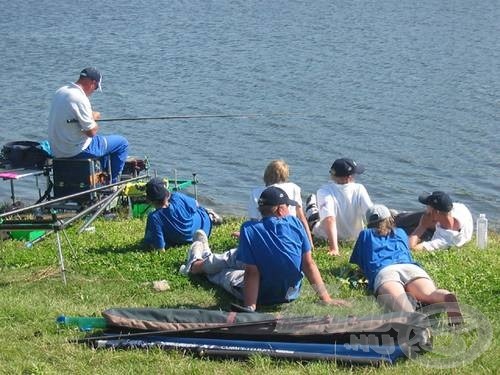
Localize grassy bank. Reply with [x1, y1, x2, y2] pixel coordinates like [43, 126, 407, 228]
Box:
[0, 217, 498, 374]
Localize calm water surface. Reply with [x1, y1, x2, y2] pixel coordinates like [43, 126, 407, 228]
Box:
[0, 0, 498, 228]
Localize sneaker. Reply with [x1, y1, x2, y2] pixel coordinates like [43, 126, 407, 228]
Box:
[305, 194, 319, 229]
[194, 229, 210, 252]
[206, 208, 223, 225]
[179, 241, 205, 275]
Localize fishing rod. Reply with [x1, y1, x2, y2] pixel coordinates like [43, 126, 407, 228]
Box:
[67, 113, 319, 123]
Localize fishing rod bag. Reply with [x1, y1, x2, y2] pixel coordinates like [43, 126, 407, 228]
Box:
[101, 307, 431, 350]
[1, 141, 51, 169]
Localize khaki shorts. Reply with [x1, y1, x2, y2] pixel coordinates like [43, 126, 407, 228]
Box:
[374, 264, 432, 294]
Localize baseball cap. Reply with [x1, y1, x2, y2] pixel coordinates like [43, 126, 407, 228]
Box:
[418, 191, 453, 212]
[366, 204, 391, 225]
[146, 177, 170, 202]
[258, 186, 297, 207]
[80, 67, 102, 91]
[330, 158, 365, 177]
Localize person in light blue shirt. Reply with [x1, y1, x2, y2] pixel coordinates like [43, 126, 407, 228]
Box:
[143, 177, 212, 250]
[350, 204, 463, 324]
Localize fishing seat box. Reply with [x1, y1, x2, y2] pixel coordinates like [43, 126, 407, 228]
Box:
[52, 158, 106, 202]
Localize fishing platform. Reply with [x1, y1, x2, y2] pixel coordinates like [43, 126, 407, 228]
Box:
[0, 141, 198, 284]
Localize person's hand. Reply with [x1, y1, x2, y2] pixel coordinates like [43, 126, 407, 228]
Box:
[93, 111, 101, 121]
[231, 231, 240, 238]
[328, 248, 340, 256]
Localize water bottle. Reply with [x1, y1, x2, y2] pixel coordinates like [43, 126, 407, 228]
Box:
[56, 315, 107, 331]
[476, 214, 488, 249]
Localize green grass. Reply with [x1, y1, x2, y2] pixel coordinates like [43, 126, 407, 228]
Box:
[0, 217, 498, 374]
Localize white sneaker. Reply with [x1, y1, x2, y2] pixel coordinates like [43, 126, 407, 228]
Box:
[194, 229, 210, 252]
[179, 241, 204, 275]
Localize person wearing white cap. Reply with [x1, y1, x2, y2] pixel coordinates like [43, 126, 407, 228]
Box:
[349, 204, 462, 325]
[48, 67, 129, 183]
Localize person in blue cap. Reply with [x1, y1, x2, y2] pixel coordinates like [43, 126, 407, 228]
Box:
[143, 177, 218, 251]
[408, 191, 473, 251]
[48, 67, 129, 183]
[307, 158, 373, 256]
[180, 186, 350, 311]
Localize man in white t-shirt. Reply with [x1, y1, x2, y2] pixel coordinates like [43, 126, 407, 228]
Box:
[48, 67, 128, 183]
[409, 191, 473, 251]
[308, 158, 373, 256]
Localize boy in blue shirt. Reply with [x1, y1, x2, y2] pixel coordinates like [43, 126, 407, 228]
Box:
[181, 186, 349, 311]
[143, 177, 214, 250]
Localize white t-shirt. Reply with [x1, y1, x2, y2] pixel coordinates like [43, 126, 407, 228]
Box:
[48, 82, 96, 157]
[421, 202, 473, 251]
[313, 181, 373, 241]
[248, 182, 302, 220]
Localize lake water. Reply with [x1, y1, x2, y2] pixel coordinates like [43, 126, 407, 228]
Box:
[1, 0, 498, 229]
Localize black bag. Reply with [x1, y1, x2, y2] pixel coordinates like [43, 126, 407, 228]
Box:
[1, 141, 50, 169]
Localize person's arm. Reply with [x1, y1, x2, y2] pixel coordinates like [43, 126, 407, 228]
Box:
[409, 211, 434, 250]
[296, 206, 314, 250]
[243, 264, 260, 310]
[144, 214, 166, 251]
[302, 252, 349, 306]
[81, 112, 100, 137]
[323, 216, 339, 256]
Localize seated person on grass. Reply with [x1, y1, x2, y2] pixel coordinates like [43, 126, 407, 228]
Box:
[350, 204, 462, 325]
[180, 186, 350, 311]
[307, 158, 373, 256]
[143, 177, 221, 251]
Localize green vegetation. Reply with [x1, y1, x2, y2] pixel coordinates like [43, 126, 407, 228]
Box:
[0, 217, 498, 374]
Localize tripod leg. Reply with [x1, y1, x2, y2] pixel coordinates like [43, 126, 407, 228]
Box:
[56, 231, 67, 285]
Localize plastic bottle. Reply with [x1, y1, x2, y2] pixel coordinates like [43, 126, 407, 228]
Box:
[476, 214, 488, 249]
[56, 315, 108, 331]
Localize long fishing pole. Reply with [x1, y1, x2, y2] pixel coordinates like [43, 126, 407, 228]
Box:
[67, 113, 318, 123]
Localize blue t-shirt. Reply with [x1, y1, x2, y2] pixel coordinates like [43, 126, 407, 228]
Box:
[236, 215, 311, 305]
[144, 192, 212, 249]
[349, 227, 417, 291]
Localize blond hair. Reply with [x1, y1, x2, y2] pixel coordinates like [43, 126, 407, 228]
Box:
[367, 217, 395, 236]
[263, 160, 289, 186]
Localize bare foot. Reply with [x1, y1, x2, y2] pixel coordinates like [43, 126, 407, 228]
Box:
[445, 293, 464, 326]
[328, 249, 340, 256]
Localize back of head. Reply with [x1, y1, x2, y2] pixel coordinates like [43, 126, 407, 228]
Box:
[257, 185, 296, 217]
[79, 67, 102, 91]
[146, 177, 170, 204]
[263, 159, 289, 186]
[418, 191, 453, 213]
[366, 204, 394, 236]
[329, 158, 365, 181]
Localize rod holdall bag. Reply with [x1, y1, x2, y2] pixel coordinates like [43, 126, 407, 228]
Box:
[1, 141, 51, 169]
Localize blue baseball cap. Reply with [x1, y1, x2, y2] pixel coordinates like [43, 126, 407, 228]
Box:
[80, 67, 102, 91]
[418, 191, 453, 212]
[258, 186, 297, 207]
[146, 177, 170, 202]
[330, 158, 365, 177]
